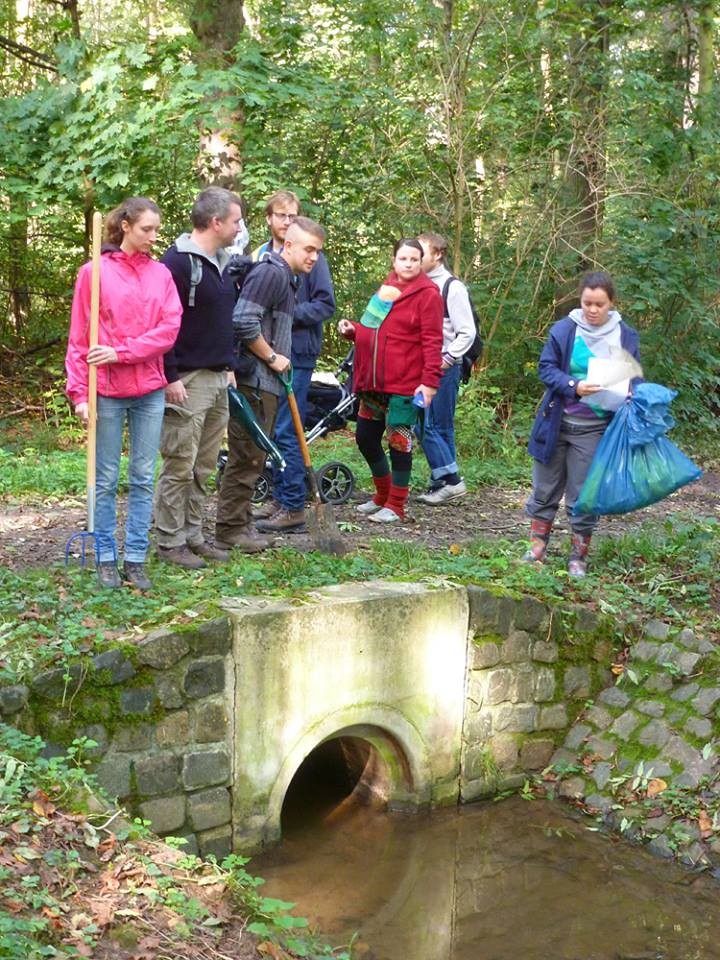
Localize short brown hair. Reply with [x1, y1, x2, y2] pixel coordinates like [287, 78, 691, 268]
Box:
[264, 190, 302, 217]
[417, 231, 448, 259]
[191, 187, 242, 229]
[287, 216, 325, 242]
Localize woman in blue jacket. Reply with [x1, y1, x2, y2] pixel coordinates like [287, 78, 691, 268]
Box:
[525, 272, 640, 576]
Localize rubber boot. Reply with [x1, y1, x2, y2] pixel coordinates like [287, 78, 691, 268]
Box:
[522, 519, 553, 563]
[568, 532, 592, 577]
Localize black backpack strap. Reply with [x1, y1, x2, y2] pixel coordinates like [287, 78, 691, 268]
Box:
[441, 276, 456, 319]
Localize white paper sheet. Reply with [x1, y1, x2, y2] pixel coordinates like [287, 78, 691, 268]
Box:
[579, 357, 632, 412]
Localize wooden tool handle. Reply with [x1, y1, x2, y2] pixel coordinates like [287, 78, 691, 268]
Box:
[286, 389, 312, 470]
[86, 211, 102, 530]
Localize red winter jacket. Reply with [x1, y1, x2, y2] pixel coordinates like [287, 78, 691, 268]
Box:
[66, 249, 182, 405]
[348, 271, 443, 396]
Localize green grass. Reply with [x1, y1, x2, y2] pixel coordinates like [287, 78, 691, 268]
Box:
[2, 515, 718, 687]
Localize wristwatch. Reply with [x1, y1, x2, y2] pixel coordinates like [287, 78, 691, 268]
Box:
[267, 353, 277, 365]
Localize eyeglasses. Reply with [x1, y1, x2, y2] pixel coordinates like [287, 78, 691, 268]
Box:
[272, 212, 297, 223]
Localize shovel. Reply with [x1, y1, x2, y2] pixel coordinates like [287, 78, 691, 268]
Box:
[227, 384, 285, 470]
[65, 211, 117, 571]
[278, 368, 347, 556]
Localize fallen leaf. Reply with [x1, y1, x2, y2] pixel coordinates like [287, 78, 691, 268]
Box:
[14, 845, 42, 861]
[31, 789, 56, 818]
[647, 778, 668, 798]
[610, 664, 624, 676]
[448, 543, 462, 556]
[258, 942, 292, 960]
[88, 898, 116, 927]
[698, 810, 713, 838]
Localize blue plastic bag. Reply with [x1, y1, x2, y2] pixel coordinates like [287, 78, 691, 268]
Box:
[573, 382, 702, 516]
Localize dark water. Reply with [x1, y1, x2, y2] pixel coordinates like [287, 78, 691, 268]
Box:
[253, 797, 720, 960]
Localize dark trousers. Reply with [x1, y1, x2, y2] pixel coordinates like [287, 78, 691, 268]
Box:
[215, 385, 278, 540]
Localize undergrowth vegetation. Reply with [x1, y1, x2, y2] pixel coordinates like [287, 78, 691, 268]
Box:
[1, 515, 718, 688]
[0, 724, 351, 959]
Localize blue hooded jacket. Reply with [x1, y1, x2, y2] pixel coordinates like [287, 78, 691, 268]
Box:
[528, 315, 640, 464]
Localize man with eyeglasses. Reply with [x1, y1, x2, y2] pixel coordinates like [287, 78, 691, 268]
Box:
[251, 190, 336, 534]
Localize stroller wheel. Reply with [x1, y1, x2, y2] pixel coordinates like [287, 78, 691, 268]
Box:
[252, 467, 273, 505]
[314, 461, 355, 505]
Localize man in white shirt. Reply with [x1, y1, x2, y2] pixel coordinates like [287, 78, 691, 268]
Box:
[416, 232, 475, 504]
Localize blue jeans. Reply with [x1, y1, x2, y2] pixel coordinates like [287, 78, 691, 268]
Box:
[418, 363, 461, 481]
[271, 366, 313, 511]
[95, 390, 165, 563]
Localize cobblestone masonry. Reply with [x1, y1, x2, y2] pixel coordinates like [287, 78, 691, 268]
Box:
[2, 589, 718, 870]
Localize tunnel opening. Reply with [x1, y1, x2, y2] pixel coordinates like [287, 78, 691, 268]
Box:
[281, 736, 391, 833]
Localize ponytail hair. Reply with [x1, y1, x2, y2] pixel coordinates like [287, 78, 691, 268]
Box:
[103, 196, 161, 246]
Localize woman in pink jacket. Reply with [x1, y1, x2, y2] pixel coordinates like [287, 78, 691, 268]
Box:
[66, 196, 182, 590]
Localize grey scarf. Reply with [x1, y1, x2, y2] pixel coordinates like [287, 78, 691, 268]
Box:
[569, 307, 622, 356]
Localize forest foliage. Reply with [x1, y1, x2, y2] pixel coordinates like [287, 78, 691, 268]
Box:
[1, 0, 719, 447]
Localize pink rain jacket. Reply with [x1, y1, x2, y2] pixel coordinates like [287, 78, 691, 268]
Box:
[65, 249, 182, 405]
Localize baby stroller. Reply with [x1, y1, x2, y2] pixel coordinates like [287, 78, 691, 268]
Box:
[217, 349, 358, 505]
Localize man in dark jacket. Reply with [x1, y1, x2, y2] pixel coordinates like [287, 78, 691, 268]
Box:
[215, 217, 326, 552]
[155, 187, 243, 568]
[251, 190, 336, 534]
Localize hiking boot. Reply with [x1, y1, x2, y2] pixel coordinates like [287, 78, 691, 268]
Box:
[521, 519, 553, 563]
[251, 499, 281, 520]
[417, 480, 467, 505]
[123, 562, 152, 591]
[368, 506, 401, 523]
[256, 509, 307, 533]
[356, 499, 383, 515]
[156, 544, 206, 569]
[97, 561, 122, 589]
[568, 532, 592, 578]
[215, 526, 271, 554]
[189, 541, 230, 562]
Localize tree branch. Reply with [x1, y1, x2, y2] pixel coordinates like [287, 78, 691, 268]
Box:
[0, 35, 57, 73]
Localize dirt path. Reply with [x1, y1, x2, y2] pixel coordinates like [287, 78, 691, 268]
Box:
[1, 471, 718, 571]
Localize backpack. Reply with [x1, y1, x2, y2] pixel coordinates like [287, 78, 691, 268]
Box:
[187, 252, 254, 306]
[441, 276, 484, 385]
[186, 252, 262, 378]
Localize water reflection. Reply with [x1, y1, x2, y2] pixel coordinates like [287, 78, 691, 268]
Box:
[254, 797, 720, 960]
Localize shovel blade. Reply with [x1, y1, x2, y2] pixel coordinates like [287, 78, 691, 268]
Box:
[307, 501, 347, 556]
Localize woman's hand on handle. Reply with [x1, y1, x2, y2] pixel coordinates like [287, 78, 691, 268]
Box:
[87, 345, 118, 366]
[337, 319, 355, 340]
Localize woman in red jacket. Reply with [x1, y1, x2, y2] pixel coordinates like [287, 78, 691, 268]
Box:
[66, 196, 182, 590]
[338, 238, 443, 522]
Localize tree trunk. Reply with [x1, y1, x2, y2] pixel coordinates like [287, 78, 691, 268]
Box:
[7, 205, 30, 345]
[697, 0, 714, 125]
[555, 0, 612, 314]
[189, 0, 246, 188]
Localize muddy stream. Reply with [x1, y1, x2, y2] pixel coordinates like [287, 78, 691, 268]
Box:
[254, 782, 720, 960]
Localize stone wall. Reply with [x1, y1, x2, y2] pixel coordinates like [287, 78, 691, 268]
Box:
[0, 581, 628, 855]
[549, 618, 720, 868]
[462, 586, 614, 800]
[0, 618, 235, 859]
